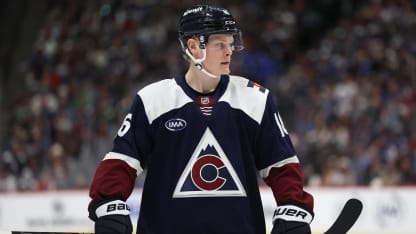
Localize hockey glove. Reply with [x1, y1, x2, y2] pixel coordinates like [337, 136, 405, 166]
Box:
[271, 205, 313, 234]
[90, 199, 133, 234]
[95, 214, 132, 234]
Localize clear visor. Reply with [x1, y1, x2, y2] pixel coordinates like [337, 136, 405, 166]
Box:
[205, 30, 244, 51]
[232, 30, 244, 51]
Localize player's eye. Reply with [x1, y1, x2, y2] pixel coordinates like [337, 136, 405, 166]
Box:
[209, 42, 235, 51]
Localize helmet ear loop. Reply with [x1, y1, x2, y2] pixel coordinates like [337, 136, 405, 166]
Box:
[185, 37, 217, 78]
[184, 35, 206, 64]
[185, 46, 206, 68]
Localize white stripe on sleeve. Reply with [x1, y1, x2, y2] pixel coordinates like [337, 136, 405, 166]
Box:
[259, 155, 299, 178]
[103, 152, 143, 176]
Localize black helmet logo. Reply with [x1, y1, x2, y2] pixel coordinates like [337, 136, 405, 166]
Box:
[178, 5, 244, 52]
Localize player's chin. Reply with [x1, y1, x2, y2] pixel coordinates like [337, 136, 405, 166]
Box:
[218, 67, 231, 75]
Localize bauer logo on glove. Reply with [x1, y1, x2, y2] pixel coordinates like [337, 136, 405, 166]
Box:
[95, 200, 130, 218]
[273, 205, 313, 224]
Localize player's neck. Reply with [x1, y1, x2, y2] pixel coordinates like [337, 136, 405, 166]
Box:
[185, 69, 220, 94]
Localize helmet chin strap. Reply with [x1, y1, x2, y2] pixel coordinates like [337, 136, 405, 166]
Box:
[185, 48, 218, 78]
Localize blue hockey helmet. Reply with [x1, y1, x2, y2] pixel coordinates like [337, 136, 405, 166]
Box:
[178, 5, 244, 52]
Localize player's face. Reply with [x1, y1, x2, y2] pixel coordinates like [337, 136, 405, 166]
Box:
[204, 34, 234, 75]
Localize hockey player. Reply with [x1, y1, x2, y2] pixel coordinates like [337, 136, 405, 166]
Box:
[88, 5, 314, 234]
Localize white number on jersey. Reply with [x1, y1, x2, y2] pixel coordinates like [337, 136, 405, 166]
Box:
[118, 113, 132, 137]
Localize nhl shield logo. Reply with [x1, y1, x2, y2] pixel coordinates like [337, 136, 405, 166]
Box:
[200, 97, 210, 105]
[173, 127, 246, 198]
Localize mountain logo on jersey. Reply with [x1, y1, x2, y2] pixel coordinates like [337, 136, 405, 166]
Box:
[173, 127, 247, 198]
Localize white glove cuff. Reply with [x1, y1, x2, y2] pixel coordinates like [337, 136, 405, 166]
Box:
[95, 200, 130, 218]
[273, 205, 313, 224]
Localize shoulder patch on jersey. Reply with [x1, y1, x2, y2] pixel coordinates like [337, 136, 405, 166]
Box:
[247, 80, 266, 93]
[219, 75, 269, 124]
[173, 127, 247, 198]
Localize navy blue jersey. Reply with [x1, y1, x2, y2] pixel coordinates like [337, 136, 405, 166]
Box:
[89, 75, 313, 234]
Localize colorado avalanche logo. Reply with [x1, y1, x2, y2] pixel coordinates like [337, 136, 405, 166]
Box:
[173, 128, 246, 198]
[191, 155, 226, 190]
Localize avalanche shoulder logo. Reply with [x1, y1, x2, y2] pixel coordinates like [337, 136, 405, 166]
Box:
[173, 127, 247, 198]
[247, 80, 266, 93]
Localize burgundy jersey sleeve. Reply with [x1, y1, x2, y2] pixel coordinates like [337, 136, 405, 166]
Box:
[264, 165, 314, 212]
[88, 159, 137, 209]
[89, 94, 152, 211]
[257, 93, 314, 212]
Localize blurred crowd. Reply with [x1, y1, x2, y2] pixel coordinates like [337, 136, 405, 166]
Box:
[277, 0, 416, 186]
[0, 0, 415, 192]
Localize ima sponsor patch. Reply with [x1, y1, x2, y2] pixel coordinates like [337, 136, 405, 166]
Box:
[165, 118, 187, 131]
[173, 127, 246, 198]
